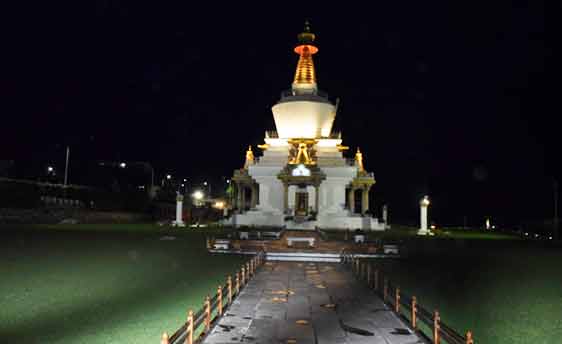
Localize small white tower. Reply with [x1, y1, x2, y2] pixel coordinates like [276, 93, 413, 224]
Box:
[417, 196, 431, 235]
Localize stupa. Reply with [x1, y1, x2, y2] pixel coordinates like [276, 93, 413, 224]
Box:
[228, 22, 384, 230]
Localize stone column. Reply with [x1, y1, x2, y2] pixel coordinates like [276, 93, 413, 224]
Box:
[250, 184, 257, 209]
[349, 188, 355, 214]
[241, 185, 246, 212]
[173, 194, 186, 227]
[361, 187, 369, 215]
[314, 184, 320, 214]
[283, 183, 289, 214]
[236, 182, 242, 212]
[418, 196, 430, 235]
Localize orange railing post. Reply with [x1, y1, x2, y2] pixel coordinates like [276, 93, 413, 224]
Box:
[466, 331, 474, 344]
[161, 332, 169, 344]
[411, 296, 417, 329]
[217, 285, 223, 316]
[236, 272, 240, 294]
[395, 287, 401, 313]
[361, 262, 365, 280]
[433, 310, 441, 344]
[246, 262, 251, 278]
[227, 276, 233, 304]
[186, 310, 193, 344]
[204, 296, 211, 332]
[241, 266, 245, 286]
[383, 277, 388, 303]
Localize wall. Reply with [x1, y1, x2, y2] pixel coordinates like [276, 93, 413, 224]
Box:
[0, 208, 151, 224]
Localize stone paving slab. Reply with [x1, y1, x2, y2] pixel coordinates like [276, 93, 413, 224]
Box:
[203, 261, 426, 344]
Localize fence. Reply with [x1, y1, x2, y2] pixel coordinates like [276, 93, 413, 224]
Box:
[341, 251, 474, 344]
[160, 251, 266, 344]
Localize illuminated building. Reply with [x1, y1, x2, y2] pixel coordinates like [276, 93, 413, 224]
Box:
[228, 22, 383, 230]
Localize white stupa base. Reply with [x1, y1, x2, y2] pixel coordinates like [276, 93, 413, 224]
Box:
[417, 229, 434, 236]
[224, 210, 385, 231]
[317, 214, 385, 231]
[172, 221, 186, 227]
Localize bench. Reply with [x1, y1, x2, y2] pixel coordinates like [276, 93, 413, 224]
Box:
[354, 234, 365, 244]
[262, 231, 282, 240]
[286, 237, 315, 248]
[383, 244, 399, 255]
[213, 239, 231, 250]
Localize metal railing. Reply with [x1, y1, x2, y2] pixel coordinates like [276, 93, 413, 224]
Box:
[341, 251, 474, 344]
[279, 89, 329, 99]
[160, 251, 266, 344]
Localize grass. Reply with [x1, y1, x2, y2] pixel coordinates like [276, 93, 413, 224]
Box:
[372, 239, 562, 343]
[322, 224, 518, 242]
[2, 223, 558, 343]
[0, 224, 245, 344]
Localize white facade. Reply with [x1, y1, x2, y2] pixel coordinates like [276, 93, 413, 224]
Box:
[229, 137, 384, 230]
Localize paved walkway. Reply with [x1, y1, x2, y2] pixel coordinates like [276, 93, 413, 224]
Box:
[204, 262, 425, 344]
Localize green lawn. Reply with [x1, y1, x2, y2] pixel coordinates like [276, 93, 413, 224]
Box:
[373, 239, 562, 344]
[323, 224, 518, 241]
[0, 225, 245, 344]
[2, 224, 559, 343]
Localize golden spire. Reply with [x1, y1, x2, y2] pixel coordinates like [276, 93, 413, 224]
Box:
[355, 147, 365, 172]
[292, 21, 318, 94]
[244, 145, 255, 169]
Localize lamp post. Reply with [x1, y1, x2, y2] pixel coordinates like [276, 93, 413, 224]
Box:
[192, 190, 204, 207]
[63, 146, 70, 187]
[417, 196, 431, 235]
[554, 180, 559, 240]
[46, 166, 56, 183]
[204, 181, 211, 198]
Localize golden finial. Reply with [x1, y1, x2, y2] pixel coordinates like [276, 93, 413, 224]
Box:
[293, 21, 318, 92]
[244, 145, 255, 169]
[297, 20, 316, 45]
[355, 147, 364, 172]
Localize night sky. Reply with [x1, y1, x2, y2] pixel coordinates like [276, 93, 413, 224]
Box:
[2, 2, 556, 225]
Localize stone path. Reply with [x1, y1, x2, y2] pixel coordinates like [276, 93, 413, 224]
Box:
[203, 261, 425, 344]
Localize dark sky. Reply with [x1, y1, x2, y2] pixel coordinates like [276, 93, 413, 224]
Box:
[2, 2, 557, 225]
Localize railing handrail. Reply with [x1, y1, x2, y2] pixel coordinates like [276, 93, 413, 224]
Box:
[162, 251, 266, 344]
[340, 250, 474, 344]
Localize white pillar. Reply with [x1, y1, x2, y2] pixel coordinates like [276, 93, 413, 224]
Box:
[173, 194, 186, 227]
[382, 204, 388, 223]
[417, 196, 430, 235]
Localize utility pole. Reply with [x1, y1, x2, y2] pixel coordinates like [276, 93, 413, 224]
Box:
[63, 146, 70, 187]
[554, 179, 559, 240]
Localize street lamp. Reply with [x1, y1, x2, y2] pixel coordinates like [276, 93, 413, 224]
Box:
[192, 190, 204, 200]
[167, 174, 172, 180]
[47, 166, 54, 173]
[203, 181, 211, 197]
[119, 162, 127, 168]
